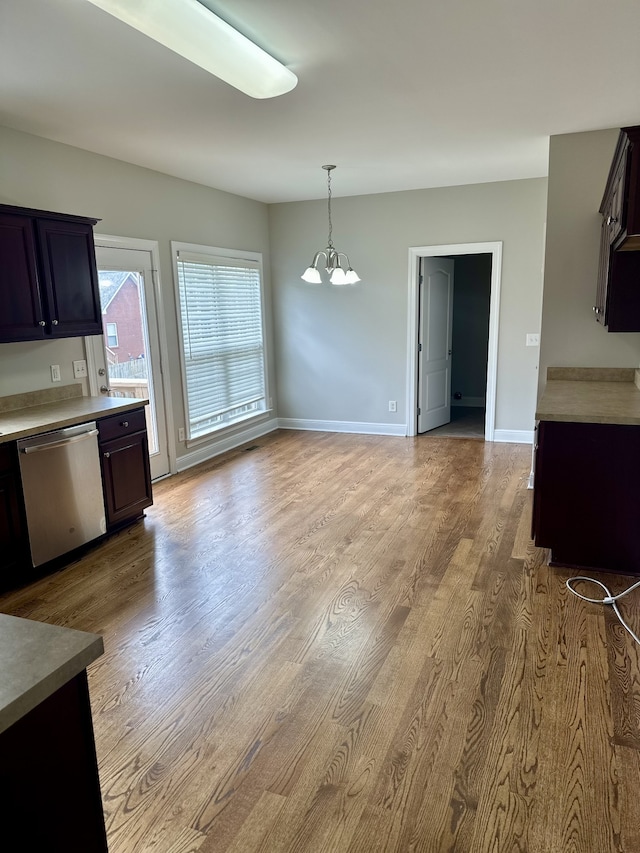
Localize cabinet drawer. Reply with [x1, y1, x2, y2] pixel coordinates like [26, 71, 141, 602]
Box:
[98, 408, 146, 443]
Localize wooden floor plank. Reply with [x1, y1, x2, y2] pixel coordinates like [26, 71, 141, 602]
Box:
[2, 430, 640, 851]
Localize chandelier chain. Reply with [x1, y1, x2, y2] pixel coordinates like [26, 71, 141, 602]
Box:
[327, 168, 333, 249]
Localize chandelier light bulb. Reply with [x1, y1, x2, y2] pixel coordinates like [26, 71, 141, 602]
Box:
[301, 266, 322, 283]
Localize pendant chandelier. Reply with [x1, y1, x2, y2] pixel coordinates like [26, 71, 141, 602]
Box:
[301, 166, 360, 285]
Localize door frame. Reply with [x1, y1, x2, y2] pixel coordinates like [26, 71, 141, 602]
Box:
[406, 241, 502, 440]
[86, 234, 177, 477]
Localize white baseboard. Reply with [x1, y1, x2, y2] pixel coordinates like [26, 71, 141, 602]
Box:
[278, 418, 407, 437]
[451, 397, 485, 408]
[176, 417, 279, 472]
[493, 429, 534, 444]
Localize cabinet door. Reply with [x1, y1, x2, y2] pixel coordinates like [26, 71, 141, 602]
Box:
[0, 446, 28, 579]
[594, 216, 609, 324]
[605, 250, 640, 332]
[0, 671, 109, 852]
[533, 421, 640, 573]
[624, 128, 640, 242]
[0, 213, 46, 342]
[100, 431, 153, 528]
[608, 153, 627, 248]
[36, 219, 102, 338]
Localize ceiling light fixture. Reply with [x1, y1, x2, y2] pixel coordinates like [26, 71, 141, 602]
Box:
[84, 0, 298, 99]
[301, 166, 360, 286]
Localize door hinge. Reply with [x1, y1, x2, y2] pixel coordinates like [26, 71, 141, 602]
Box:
[419, 274, 424, 284]
[417, 407, 421, 415]
[418, 343, 422, 352]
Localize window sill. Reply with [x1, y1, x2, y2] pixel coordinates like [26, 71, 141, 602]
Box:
[184, 408, 274, 450]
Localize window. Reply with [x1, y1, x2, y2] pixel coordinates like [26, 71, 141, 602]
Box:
[106, 322, 118, 348]
[174, 245, 267, 441]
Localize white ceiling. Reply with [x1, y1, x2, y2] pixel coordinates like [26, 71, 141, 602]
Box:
[1, 0, 640, 203]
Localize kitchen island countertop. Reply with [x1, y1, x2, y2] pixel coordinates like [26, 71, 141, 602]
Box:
[0, 613, 103, 735]
[535, 367, 640, 425]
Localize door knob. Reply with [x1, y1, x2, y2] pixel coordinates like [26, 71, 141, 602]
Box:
[98, 368, 106, 376]
[100, 385, 111, 394]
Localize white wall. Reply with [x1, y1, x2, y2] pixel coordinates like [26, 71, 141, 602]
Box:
[539, 128, 640, 388]
[269, 178, 548, 435]
[0, 125, 274, 466]
[0, 126, 554, 454]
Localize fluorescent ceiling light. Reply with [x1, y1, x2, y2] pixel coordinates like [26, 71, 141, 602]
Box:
[84, 0, 297, 99]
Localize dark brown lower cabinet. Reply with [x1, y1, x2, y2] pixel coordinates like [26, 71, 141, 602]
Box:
[0, 443, 27, 580]
[0, 671, 109, 852]
[532, 420, 640, 574]
[98, 409, 153, 529]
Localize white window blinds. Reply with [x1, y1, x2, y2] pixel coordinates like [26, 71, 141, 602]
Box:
[176, 250, 266, 440]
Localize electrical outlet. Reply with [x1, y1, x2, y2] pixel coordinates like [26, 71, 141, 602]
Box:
[389, 400, 397, 412]
[72, 359, 88, 378]
[50, 364, 61, 382]
[178, 427, 185, 442]
[526, 333, 540, 347]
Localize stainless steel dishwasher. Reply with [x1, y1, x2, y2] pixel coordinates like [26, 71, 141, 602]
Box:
[17, 421, 107, 567]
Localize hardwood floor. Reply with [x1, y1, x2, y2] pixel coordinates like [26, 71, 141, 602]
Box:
[2, 429, 640, 852]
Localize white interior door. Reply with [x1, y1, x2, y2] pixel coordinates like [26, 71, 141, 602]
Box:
[87, 245, 170, 480]
[418, 257, 454, 433]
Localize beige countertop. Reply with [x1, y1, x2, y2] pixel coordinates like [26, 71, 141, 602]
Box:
[536, 367, 640, 425]
[0, 394, 148, 444]
[0, 613, 103, 734]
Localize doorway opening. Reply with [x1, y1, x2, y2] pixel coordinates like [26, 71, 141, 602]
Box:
[406, 242, 502, 440]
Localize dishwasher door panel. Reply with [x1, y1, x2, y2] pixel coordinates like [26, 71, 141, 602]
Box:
[18, 423, 106, 567]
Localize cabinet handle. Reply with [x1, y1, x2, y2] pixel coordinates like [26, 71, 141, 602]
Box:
[121, 421, 129, 428]
[38, 320, 46, 327]
[103, 451, 110, 459]
[593, 306, 602, 314]
[606, 215, 618, 225]
[51, 319, 59, 325]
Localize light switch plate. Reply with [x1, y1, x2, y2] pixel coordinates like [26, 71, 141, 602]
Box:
[526, 333, 540, 347]
[50, 364, 61, 382]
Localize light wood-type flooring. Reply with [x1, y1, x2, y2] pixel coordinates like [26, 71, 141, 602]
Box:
[2, 429, 640, 852]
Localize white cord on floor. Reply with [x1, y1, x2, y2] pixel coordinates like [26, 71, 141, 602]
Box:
[566, 576, 640, 646]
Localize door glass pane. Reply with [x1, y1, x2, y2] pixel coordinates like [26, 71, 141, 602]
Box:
[97, 270, 159, 455]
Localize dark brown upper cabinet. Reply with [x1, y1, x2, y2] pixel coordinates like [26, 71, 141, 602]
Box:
[0, 204, 102, 343]
[594, 125, 640, 331]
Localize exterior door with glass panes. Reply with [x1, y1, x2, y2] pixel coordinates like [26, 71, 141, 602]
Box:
[87, 245, 170, 480]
